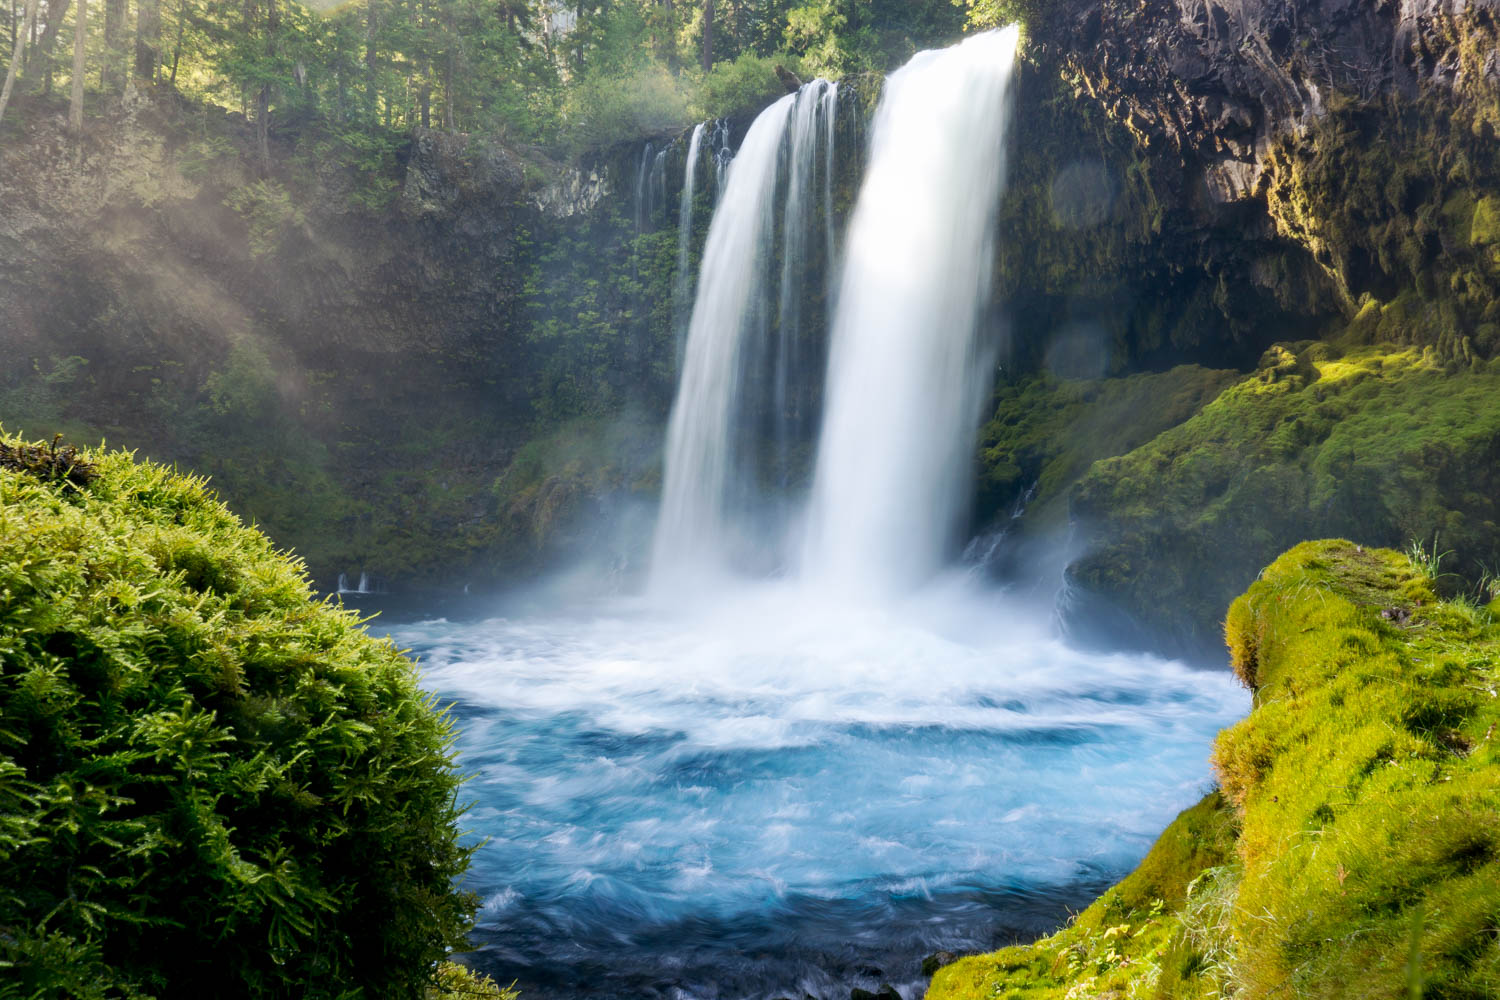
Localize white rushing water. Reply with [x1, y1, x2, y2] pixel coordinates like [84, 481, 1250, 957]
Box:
[403, 579, 1247, 998]
[803, 27, 1021, 595]
[653, 80, 839, 587]
[652, 94, 795, 585]
[774, 80, 838, 484]
[673, 121, 708, 357]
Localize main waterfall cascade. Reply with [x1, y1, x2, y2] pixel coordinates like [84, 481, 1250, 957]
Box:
[653, 31, 1019, 594]
[804, 27, 1020, 594]
[410, 28, 1250, 1000]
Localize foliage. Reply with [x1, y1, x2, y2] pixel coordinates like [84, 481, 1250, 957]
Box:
[695, 50, 806, 120]
[782, 0, 965, 76]
[931, 539, 1500, 999]
[491, 413, 661, 550]
[427, 962, 518, 999]
[1069, 344, 1500, 655]
[0, 431, 477, 998]
[0, 433, 99, 488]
[224, 180, 307, 257]
[559, 62, 693, 154]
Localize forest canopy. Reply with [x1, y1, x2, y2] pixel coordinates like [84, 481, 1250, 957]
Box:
[0, 0, 1003, 159]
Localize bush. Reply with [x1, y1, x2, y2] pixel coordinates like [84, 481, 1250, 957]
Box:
[694, 51, 807, 120]
[0, 432, 476, 998]
[559, 63, 693, 154]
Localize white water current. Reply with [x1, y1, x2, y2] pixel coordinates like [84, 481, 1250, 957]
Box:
[803, 27, 1022, 595]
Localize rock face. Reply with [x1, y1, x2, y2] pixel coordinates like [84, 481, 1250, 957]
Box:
[1044, 0, 1499, 206]
[980, 0, 1500, 654]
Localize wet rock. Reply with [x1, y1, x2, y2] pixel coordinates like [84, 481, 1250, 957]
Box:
[921, 951, 957, 976]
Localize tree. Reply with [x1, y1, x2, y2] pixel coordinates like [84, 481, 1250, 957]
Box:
[136, 0, 160, 80]
[0, 0, 38, 124]
[68, 0, 83, 130]
[699, 0, 710, 69]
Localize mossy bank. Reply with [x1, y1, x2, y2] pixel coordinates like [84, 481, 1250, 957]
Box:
[0, 431, 505, 999]
[929, 539, 1500, 999]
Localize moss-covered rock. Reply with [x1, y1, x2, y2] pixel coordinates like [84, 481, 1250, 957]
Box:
[0, 432, 478, 998]
[974, 365, 1238, 534]
[928, 539, 1500, 999]
[1067, 344, 1500, 656]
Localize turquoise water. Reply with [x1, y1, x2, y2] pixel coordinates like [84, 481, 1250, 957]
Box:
[397, 577, 1247, 999]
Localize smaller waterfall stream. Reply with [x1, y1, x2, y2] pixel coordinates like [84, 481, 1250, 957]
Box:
[652, 80, 839, 587]
[673, 122, 709, 355]
[652, 93, 796, 584]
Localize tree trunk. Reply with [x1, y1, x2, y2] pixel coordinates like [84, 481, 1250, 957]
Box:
[364, 0, 377, 117]
[135, 0, 159, 82]
[257, 0, 276, 171]
[0, 0, 39, 126]
[441, 2, 452, 129]
[68, 0, 83, 130]
[700, 0, 712, 72]
[30, 0, 70, 90]
[662, 0, 677, 73]
[168, 5, 183, 84]
[101, 0, 123, 91]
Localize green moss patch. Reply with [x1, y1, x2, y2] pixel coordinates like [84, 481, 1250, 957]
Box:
[928, 540, 1500, 1000]
[976, 365, 1237, 530]
[1069, 344, 1500, 653]
[0, 432, 478, 998]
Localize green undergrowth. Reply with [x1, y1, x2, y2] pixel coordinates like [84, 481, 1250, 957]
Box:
[0, 431, 487, 998]
[1069, 343, 1500, 653]
[929, 539, 1500, 999]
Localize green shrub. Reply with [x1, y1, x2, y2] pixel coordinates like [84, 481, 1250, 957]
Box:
[560, 63, 693, 154]
[694, 51, 807, 120]
[0, 432, 476, 998]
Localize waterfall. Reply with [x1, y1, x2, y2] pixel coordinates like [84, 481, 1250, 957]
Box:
[711, 120, 733, 204]
[635, 141, 671, 232]
[821, 83, 839, 306]
[652, 79, 841, 586]
[673, 122, 708, 358]
[651, 94, 797, 584]
[635, 142, 655, 232]
[802, 27, 1022, 596]
[772, 80, 835, 486]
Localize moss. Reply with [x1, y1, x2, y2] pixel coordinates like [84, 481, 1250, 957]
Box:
[1069, 344, 1500, 654]
[1472, 195, 1500, 248]
[491, 413, 662, 557]
[428, 962, 518, 999]
[928, 540, 1500, 1000]
[0, 431, 477, 997]
[975, 365, 1237, 532]
[927, 793, 1239, 1000]
[1262, 77, 1500, 352]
